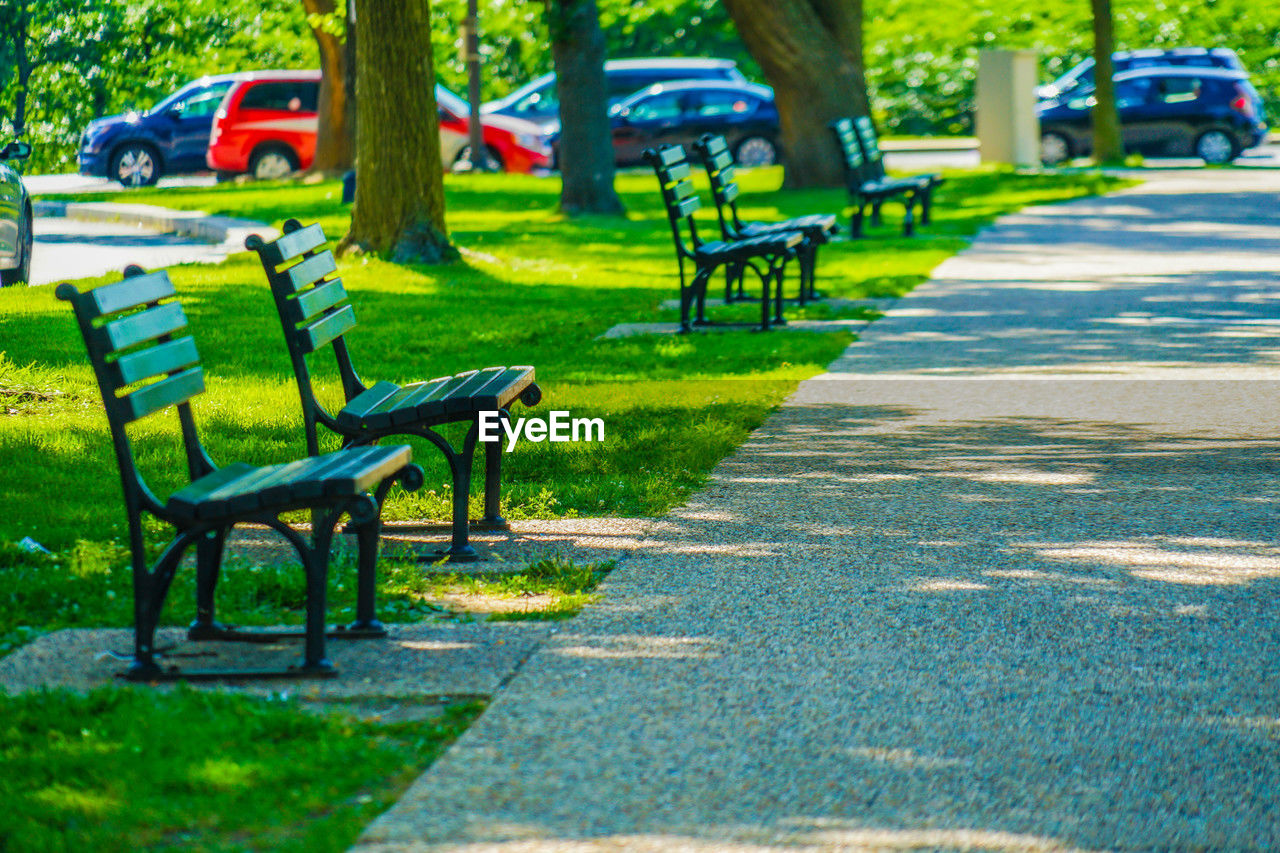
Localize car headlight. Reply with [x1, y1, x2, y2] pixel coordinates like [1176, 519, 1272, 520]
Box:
[517, 132, 550, 155]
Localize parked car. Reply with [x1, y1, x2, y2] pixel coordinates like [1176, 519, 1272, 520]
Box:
[0, 140, 32, 287]
[1037, 47, 1245, 101]
[1038, 67, 1268, 165]
[78, 74, 242, 187]
[482, 57, 748, 129]
[548, 80, 780, 169]
[206, 71, 550, 179]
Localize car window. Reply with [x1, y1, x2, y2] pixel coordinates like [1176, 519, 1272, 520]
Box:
[1154, 77, 1201, 104]
[238, 81, 319, 113]
[511, 86, 559, 116]
[1115, 78, 1153, 108]
[689, 91, 755, 118]
[608, 73, 662, 101]
[627, 93, 682, 122]
[171, 83, 233, 118]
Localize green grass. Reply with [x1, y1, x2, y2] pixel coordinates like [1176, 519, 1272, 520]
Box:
[0, 687, 482, 851]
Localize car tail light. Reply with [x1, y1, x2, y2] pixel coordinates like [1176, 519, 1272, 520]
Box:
[1231, 85, 1256, 119]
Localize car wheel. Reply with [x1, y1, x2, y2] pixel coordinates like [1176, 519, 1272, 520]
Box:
[0, 208, 33, 287]
[1040, 131, 1072, 166]
[453, 144, 504, 172]
[249, 145, 299, 180]
[1195, 129, 1236, 165]
[111, 143, 161, 187]
[734, 136, 778, 167]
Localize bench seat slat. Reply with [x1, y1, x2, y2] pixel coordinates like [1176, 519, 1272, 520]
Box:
[289, 279, 349, 325]
[341, 380, 404, 421]
[301, 305, 357, 353]
[110, 336, 200, 387]
[122, 366, 204, 422]
[167, 462, 258, 518]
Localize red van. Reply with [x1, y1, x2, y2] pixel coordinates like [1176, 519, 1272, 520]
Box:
[207, 71, 321, 180]
[207, 70, 550, 179]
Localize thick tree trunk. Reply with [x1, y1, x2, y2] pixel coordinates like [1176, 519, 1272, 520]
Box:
[340, 0, 454, 263]
[303, 0, 354, 174]
[1090, 0, 1124, 164]
[547, 0, 624, 216]
[723, 0, 867, 188]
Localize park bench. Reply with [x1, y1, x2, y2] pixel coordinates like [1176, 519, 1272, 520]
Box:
[692, 133, 839, 306]
[851, 116, 944, 228]
[831, 117, 936, 237]
[643, 144, 803, 332]
[246, 220, 541, 563]
[58, 266, 423, 681]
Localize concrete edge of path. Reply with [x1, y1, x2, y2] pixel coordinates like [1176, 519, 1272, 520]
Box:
[32, 200, 280, 250]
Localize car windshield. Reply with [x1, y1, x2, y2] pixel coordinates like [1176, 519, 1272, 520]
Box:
[435, 85, 470, 119]
[147, 79, 230, 116]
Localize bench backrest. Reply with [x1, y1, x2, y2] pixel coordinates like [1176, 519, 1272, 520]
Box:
[852, 116, 889, 181]
[830, 118, 870, 189]
[643, 144, 706, 262]
[691, 133, 745, 237]
[246, 220, 363, 456]
[56, 266, 215, 533]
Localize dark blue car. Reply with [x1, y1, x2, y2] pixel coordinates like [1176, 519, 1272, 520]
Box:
[1038, 67, 1268, 165]
[78, 74, 243, 186]
[548, 79, 780, 169]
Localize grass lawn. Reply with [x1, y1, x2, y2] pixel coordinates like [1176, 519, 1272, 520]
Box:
[0, 164, 1123, 849]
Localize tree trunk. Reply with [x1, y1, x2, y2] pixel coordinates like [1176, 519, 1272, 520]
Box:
[303, 0, 354, 174]
[723, 0, 867, 188]
[463, 0, 492, 171]
[547, 0, 623, 216]
[340, 0, 455, 263]
[1090, 0, 1123, 164]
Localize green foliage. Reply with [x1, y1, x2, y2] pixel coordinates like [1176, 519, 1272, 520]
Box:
[0, 686, 482, 850]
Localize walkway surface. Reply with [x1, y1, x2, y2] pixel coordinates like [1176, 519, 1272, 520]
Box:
[356, 170, 1280, 852]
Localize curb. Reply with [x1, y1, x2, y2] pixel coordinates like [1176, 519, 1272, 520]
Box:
[32, 200, 280, 250]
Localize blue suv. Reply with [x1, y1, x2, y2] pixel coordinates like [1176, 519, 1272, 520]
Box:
[78, 74, 242, 186]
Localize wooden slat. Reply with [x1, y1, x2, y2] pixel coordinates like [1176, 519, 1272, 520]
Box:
[122, 367, 204, 422]
[342, 380, 404, 422]
[391, 377, 457, 412]
[289, 278, 349, 325]
[656, 145, 685, 166]
[390, 373, 476, 425]
[447, 366, 528, 411]
[664, 177, 698, 203]
[703, 135, 730, 156]
[436, 367, 509, 413]
[674, 195, 701, 218]
[721, 181, 740, 204]
[88, 271, 176, 317]
[283, 251, 339, 293]
[98, 301, 187, 353]
[264, 223, 327, 267]
[109, 336, 199, 387]
[663, 161, 691, 182]
[710, 149, 734, 170]
[300, 304, 356, 353]
[167, 462, 258, 518]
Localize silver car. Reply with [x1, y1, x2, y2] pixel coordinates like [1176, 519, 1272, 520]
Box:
[0, 141, 33, 287]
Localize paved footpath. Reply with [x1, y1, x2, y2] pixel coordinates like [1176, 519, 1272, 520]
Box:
[357, 170, 1280, 852]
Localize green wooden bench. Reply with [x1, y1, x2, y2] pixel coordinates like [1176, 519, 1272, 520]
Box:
[692, 133, 839, 306]
[246, 220, 541, 563]
[851, 116, 944, 228]
[643, 143, 803, 332]
[831, 117, 934, 237]
[58, 266, 423, 681]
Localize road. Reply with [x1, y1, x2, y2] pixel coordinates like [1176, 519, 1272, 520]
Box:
[28, 216, 235, 287]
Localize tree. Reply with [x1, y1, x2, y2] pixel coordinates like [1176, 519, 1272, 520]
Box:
[546, 0, 624, 216]
[1089, 0, 1123, 164]
[302, 0, 354, 174]
[722, 0, 868, 188]
[340, 0, 455, 263]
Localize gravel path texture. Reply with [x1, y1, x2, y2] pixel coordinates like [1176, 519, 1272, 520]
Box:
[355, 170, 1280, 852]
